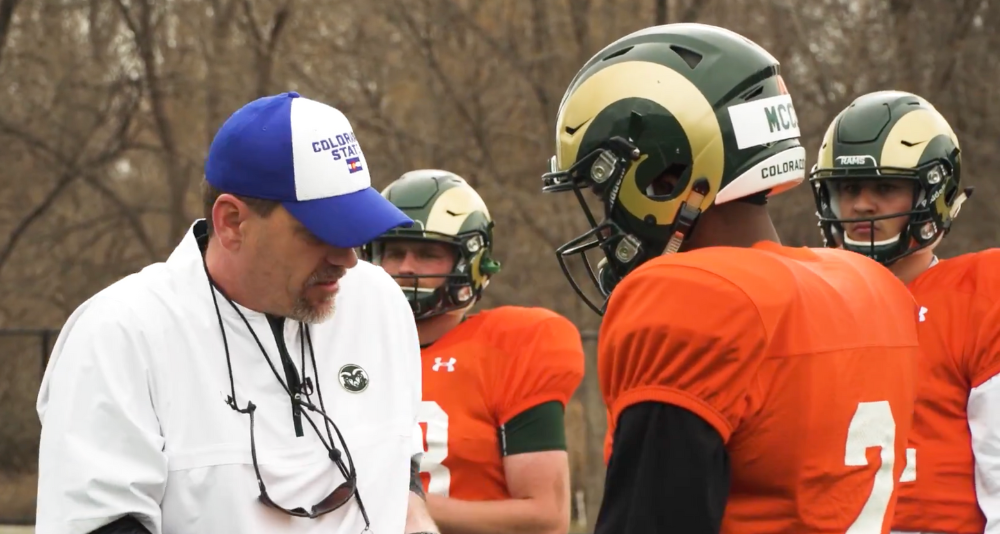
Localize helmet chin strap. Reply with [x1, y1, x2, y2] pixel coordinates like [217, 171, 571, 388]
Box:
[665, 183, 708, 254]
[950, 187, 973, 219]
[594, 178, 710, 297]
[596, 257, 617, 296]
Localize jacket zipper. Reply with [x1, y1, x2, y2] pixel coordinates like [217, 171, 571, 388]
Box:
[269, 317, 304, 438]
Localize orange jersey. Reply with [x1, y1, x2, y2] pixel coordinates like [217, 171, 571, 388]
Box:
[416, 306, 585, 500]
[892, 249, 1000, 533]
[600, 241, 920, 533]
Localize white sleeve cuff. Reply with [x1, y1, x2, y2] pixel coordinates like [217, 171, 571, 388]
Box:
[969, 370, 1000, 533]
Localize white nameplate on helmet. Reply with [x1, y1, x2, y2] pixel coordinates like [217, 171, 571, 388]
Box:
[715, 146, 806, 204]
[728, 94, 800, 150]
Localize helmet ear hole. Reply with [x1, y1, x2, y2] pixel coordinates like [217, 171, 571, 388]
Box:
[642, 163, 688, 198]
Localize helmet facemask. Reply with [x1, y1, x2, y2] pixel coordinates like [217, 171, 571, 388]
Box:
[542, 134, 707, 316]
[811, 158, 965, 266]
[366, 229, 495, 320]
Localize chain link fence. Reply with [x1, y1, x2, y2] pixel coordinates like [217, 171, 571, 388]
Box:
[0, 329, 56, 525]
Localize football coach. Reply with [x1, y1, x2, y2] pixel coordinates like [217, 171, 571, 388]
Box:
[35, 92, 439, 534]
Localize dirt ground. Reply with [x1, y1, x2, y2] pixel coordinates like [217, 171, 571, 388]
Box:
[0, 471, 34, 532]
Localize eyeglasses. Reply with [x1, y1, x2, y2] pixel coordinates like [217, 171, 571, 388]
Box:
[232, 397, 369, 521]
[202, 249, 370, 527]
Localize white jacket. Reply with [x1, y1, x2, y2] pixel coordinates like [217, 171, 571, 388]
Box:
[36, 221, 422, 534]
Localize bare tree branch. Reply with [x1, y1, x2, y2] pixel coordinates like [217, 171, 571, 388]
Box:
[680, 0, 710, 22]
[116, 0, 189, 246]
[933, 0, 983, 93]
[0, 0, 22, 68]
[655, 0, 668, 24]
[0, 172, 76, 279]
[390, 0, 565, 249]
[436, 1, 558, 122]
[567, 0, 592, 64]
[776, 1, 837, 112]
[0, 74, 153, 272]
[202, 0, 242, 148]
[242, 0, 294, 99]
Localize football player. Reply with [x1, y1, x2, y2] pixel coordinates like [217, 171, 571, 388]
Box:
[809, 90, 999, 534]
[541, 24, 922, 533]
[363, 170, 585, 534]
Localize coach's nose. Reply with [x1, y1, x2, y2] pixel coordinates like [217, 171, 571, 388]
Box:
[327, 246, 358, 269]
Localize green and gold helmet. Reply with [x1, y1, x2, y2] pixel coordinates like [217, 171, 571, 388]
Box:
[541, 23, 806, 315]
[362, 170, 501, 320]
[809, 91, 972, 265]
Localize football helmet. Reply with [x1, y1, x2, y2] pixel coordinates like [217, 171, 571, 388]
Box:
[809, 90, 971, 265]
[541, 23, 806, 315]
[363, 170, 501, 320]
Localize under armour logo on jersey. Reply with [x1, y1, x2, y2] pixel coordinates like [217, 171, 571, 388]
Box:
[919, 306, 928, 322]
[432, 357, 456, 372]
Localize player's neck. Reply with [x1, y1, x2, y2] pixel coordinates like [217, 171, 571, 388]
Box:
[889, 250, 936, 286]
[416, 311, 466, 347]
[681, 202, 781, 251]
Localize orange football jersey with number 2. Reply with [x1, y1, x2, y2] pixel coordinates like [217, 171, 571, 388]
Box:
[600, 241, 920, 533]
[417, 306, 585, 500]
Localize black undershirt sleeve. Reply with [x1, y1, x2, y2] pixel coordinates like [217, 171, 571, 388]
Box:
[594, 401, 731, 534]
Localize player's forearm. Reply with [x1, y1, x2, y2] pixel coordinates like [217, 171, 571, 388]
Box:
[406, 492, 441, 534]
[425, 494, 566, 534]
[407, 452, 441, 534]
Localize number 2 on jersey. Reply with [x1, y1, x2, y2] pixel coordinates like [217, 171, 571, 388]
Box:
[845, 401, 897, 534]
[418, 400, 451, 496]
[420, 401, 898, 529]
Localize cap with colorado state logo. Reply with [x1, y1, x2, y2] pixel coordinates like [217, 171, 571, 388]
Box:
[205, 91, 413, 248]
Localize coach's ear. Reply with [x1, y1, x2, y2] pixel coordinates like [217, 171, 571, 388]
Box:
[212, 193, 260, 251]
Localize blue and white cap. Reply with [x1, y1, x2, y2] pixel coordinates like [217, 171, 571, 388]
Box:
[205, 91, 413, 248]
